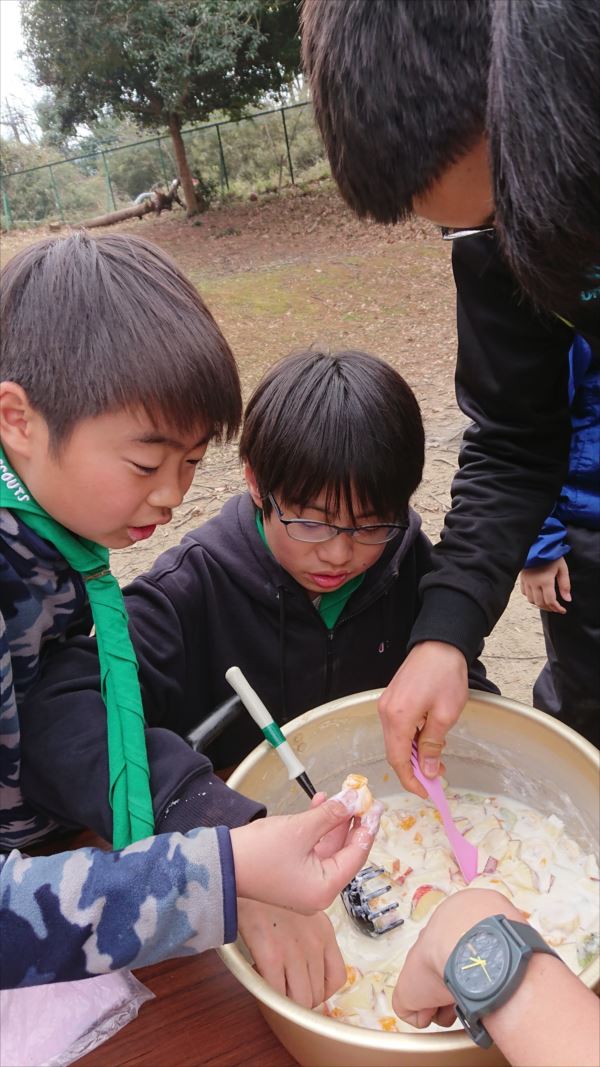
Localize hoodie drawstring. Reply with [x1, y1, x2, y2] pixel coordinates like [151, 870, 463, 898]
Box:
[277, 585, 288, 719]
[378, 592, 391, 655]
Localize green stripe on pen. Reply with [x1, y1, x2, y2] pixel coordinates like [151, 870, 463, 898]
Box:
[262, 722, 286, 748]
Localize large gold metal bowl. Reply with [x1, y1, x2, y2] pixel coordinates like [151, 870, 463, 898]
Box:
[220, 690, 600, 1066]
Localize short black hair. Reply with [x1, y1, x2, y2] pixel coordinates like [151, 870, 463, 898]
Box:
[240, 348, 424, 522]
[303, 0, 599, 314]
[489, 0, 600, 313]
[1, 231, 242, 448]
[302, 0, 491, 223]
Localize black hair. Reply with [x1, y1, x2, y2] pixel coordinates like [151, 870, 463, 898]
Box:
[239, 348, 424, 522]
[303, 0, 599, 314]
[0, 231, 242, 448]
[488, 0, 600, 314]
[301, 0, 491, 224]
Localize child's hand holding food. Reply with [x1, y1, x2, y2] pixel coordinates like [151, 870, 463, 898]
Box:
[230, 784, 383, 914]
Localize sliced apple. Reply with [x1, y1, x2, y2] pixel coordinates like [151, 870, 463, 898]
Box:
[510, 859, 539, 891]
[467, 874, 514, 901]
[479, 827, 510, 864]
[410, 884, 447, 922]
[464, 814, 502, 846]
[539, 900, 580, 937]
[337, 972, 385, 1012]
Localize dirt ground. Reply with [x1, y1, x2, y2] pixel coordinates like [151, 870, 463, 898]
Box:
[1, 182, 546, 701]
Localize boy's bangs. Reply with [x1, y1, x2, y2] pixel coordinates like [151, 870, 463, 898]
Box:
[109, 327, 241, 445]
[1, 232, 242, 447]
[282, 441, 399, 524]
[80, 236, 242, 444]
[241, 349, 424, 523]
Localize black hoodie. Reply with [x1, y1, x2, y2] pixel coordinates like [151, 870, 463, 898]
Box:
[20, 494, 497, 839]
[411, 234, 598, 660]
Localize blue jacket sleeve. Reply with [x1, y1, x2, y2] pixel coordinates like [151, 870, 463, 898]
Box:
[523, 513, 570, 568]
[524, 335, 594, 567]
[0, 824, 237, 989]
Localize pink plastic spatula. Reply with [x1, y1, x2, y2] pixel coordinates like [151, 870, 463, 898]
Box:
[410, 740, 478, 884]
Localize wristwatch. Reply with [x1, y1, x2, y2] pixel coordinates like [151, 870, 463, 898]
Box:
[443, 914, 561, 1048]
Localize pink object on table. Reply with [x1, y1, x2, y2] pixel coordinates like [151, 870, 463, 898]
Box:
[410, 740, 479, 884]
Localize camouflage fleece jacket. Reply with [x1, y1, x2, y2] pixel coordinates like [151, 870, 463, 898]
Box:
[0, 509, 251, 988]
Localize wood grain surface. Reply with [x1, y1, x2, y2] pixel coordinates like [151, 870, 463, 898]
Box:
[77, 949, 297, 1067]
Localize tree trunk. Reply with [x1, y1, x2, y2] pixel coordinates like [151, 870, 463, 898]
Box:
[77, 201, 154, 229]
[168, 113, 204, 216]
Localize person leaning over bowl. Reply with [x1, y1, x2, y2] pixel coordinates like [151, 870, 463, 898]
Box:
[302, 0, 600, 795]
[17, 347, 498, 1004]
[392, 889, 600, 1067]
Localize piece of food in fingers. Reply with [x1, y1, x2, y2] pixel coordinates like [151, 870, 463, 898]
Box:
[342, 773, 374, 816]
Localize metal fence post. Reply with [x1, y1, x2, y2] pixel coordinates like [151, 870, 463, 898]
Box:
[280, 106, 295, 185]
[215, 125, 229, 195]
[157, 136, 170, 183]
[48, 165, 65, 223]
[2, 187, 13, 229]
[100, 151, 117, 211]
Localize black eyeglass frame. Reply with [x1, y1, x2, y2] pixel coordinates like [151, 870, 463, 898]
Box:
[266, 493, 408, 545]
[441, 225, 495, 241]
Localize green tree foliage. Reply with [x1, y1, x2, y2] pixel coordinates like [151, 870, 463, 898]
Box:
[0, 134, 108, 226]
[20, 0, 300, 215]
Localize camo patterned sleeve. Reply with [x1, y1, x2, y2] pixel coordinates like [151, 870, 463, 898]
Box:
[0, 824, 237, 989]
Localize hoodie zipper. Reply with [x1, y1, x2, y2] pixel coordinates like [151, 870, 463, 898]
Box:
[325, 629, 335, 701]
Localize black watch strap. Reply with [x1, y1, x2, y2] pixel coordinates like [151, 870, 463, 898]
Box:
[502, 918, 561, 960]
[445, 914, 562, 1050]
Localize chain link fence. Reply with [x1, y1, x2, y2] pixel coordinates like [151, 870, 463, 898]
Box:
[1, 102, 329, 230]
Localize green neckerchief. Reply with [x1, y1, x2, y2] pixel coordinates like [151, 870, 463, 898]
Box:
[255, 507, 365, 629]
[0, 447, 154, 850]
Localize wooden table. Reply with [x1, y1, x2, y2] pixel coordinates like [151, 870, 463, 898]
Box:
[78, 950, 297, 1067]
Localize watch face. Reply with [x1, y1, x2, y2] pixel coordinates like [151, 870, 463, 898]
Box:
[452, 927, 511, 999]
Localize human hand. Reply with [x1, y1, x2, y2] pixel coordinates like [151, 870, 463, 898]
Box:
[392, 890, 525, 1029]
[519, 557, 571, 614]
[378, 642, 468, 798]
[230, 791, 383, 913]
[238, 899, 346, 1008]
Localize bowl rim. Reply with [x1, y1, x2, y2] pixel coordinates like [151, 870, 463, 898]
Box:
[222, 688, 600, 1049]
[218, 939, 471, 1052]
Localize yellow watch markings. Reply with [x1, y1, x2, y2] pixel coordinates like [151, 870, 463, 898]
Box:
[461, 956, 493, 982]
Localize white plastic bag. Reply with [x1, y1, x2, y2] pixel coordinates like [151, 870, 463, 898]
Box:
[0, 970, 154, 1066]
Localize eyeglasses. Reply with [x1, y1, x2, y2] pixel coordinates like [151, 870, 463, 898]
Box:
[441, 224, 495, 241]
[267, 494, 407, 545]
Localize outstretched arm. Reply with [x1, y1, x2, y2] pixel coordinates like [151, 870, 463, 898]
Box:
[392, 890, 599, 1067]
[2, 787, 381, 991]
[1, 825, 236, 988]
[380, 235, 572, 795]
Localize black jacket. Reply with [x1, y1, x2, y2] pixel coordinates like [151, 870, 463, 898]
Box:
[20, 494, 497, 837]
[411, 234, 599, 661]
